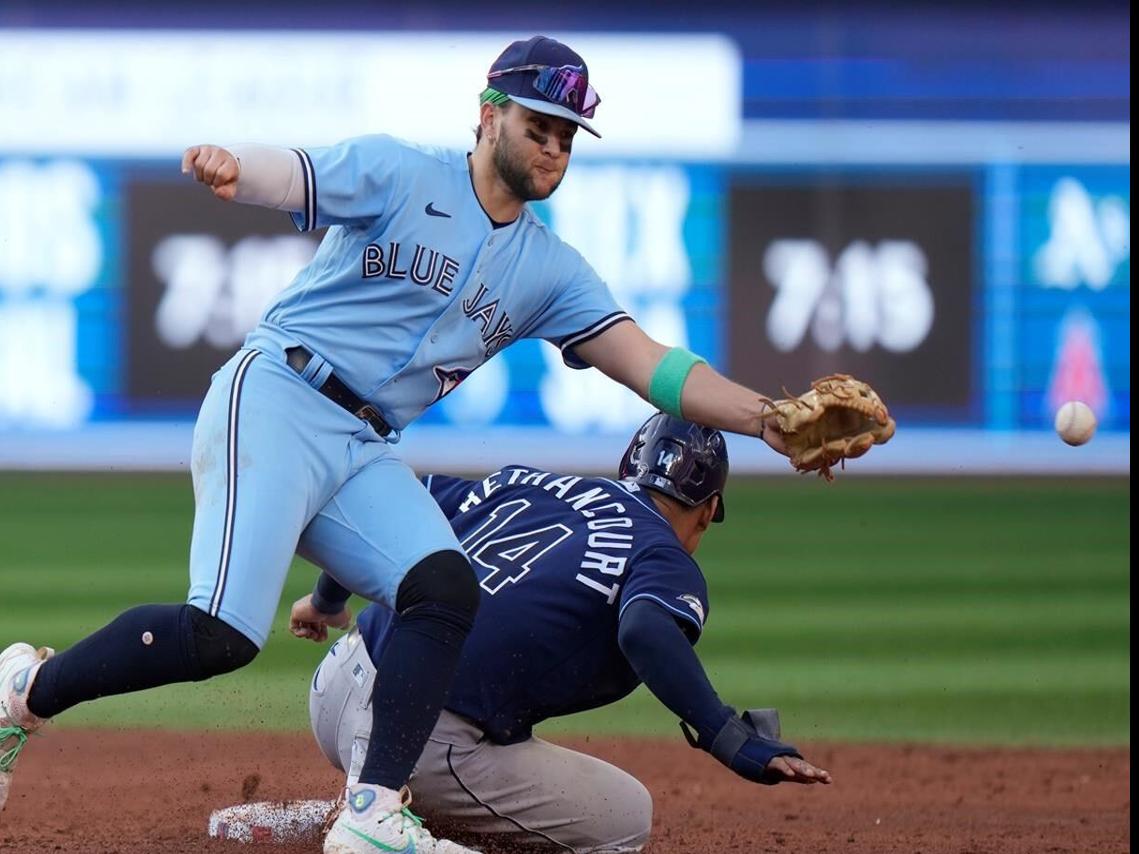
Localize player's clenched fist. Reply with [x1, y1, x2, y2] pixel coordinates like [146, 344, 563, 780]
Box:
[289, 594, 352, 643]
[181, 145, 240, 201]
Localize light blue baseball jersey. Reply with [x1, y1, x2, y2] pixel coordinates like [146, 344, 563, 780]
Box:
[244, 134, 631, 430]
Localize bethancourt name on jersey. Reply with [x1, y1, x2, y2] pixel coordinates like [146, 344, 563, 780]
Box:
[456, 466, 641, 606]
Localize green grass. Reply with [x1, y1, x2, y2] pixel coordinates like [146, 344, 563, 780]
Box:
[0, 473, 1129, 746]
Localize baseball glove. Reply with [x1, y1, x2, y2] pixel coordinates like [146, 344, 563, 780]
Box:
[762, 374, 895, 481]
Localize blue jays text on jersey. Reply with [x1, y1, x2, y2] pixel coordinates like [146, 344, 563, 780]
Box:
[357, 467, 711, 744]
[361, 241, 460, 296]
[243, 134, 632, 430]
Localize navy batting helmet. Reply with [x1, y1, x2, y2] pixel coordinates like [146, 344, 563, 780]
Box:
[618, 413, 729, 522]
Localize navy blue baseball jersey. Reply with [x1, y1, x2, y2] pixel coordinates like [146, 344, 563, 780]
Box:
[356, 466, 710, 744]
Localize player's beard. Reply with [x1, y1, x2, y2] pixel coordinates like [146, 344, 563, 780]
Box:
[493, 129, 562, 202]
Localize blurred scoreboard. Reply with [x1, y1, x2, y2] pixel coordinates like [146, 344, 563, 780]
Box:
[1, 24, 1130, 452]
[0, 158, 1130, 436]
[726, 174, 976, 424]
[723, 165, 1131, 433]
[0, 158, 725, 434]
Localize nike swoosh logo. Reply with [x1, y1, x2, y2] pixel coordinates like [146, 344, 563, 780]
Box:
[425, 202, 451, 218]
[345, 825, 416, 853]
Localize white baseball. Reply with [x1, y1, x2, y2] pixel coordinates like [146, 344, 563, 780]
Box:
[1054, 401, 1097, 446]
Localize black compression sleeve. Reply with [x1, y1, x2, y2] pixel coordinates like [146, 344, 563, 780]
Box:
[617, 598, 735, 743]
[311, 572, 352, 615]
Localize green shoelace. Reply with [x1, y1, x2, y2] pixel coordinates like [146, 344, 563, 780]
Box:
[0, 725, 29, 773]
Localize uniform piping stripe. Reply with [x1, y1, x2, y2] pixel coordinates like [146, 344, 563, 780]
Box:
[607, 479, 670, 525]
[559, 311, 632, 353]
[209, 349, 260, 617]
[618, 592, 704, 636]
[445, 745, 574, 851]
[293, 148, 316, 232]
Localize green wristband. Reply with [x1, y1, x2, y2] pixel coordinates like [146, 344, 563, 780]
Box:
[648, 348, 706, 418]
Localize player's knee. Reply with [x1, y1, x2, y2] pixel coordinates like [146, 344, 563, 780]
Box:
[395, 549, 480, 624]
[187, 605, 259, 678]
[610, 777, 652, 851]
[587, 772, 651, 852]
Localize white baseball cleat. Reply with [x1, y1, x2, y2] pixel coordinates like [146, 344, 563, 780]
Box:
[324, 783, 481, 854]
[1, 642, 54, 812]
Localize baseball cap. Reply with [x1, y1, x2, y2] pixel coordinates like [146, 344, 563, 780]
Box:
[486, 36, 601, 138]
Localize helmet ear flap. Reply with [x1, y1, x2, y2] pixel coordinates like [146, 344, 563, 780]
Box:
[617, 438, 644, 480]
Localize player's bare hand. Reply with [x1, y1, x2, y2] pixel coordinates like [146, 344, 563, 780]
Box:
[755, 397, 792, 458]
[181, 145, 240, 201]
[766, 755, 833, 785]
[290, 594, 352, 643]
[758, 418, 791, 458]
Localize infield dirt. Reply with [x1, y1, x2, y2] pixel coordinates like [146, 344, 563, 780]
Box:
[0, 730, 1128, 853]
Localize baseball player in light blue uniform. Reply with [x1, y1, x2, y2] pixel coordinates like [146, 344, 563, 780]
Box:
[186, 129, 630, 648]
[1, 35, 801, 853]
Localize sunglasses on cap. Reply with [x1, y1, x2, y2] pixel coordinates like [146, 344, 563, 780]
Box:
[486, 63, 601, 119]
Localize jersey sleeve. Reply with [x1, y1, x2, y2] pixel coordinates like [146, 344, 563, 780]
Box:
[289, 134, 407, 232]
[523, 244, 633, 370]
[422, 473, 480, 519]
[618, 545, 710, 642]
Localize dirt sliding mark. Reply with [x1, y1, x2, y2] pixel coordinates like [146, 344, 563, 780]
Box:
[0, 730, 1129, 853]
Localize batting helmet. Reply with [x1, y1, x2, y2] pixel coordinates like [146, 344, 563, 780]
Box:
[618, 413, 729, 522]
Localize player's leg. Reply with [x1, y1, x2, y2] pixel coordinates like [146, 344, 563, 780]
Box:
[411, 713, 653, 853]
[307, 628, 480, 854]
[299, 457, 480, 853]
[308, 627, 378, 786]
[3, 601, 255, 813]
[303, 595, 647, 853]
[18, 351, 352, 721]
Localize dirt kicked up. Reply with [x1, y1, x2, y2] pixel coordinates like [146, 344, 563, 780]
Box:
[0, 730, 1129, 853]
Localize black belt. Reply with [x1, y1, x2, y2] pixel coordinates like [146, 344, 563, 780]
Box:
[285, 346, 392, 437]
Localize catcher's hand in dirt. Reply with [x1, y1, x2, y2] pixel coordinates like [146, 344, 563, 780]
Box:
[761, 374, 895, 481]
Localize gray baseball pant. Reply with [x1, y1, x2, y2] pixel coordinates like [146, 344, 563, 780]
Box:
[309, 628, 651, 853]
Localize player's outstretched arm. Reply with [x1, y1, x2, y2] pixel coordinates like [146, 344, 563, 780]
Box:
[181, 143, 305, 211]
[571, 321, 789, 456]
[617, 599, 832, 786]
